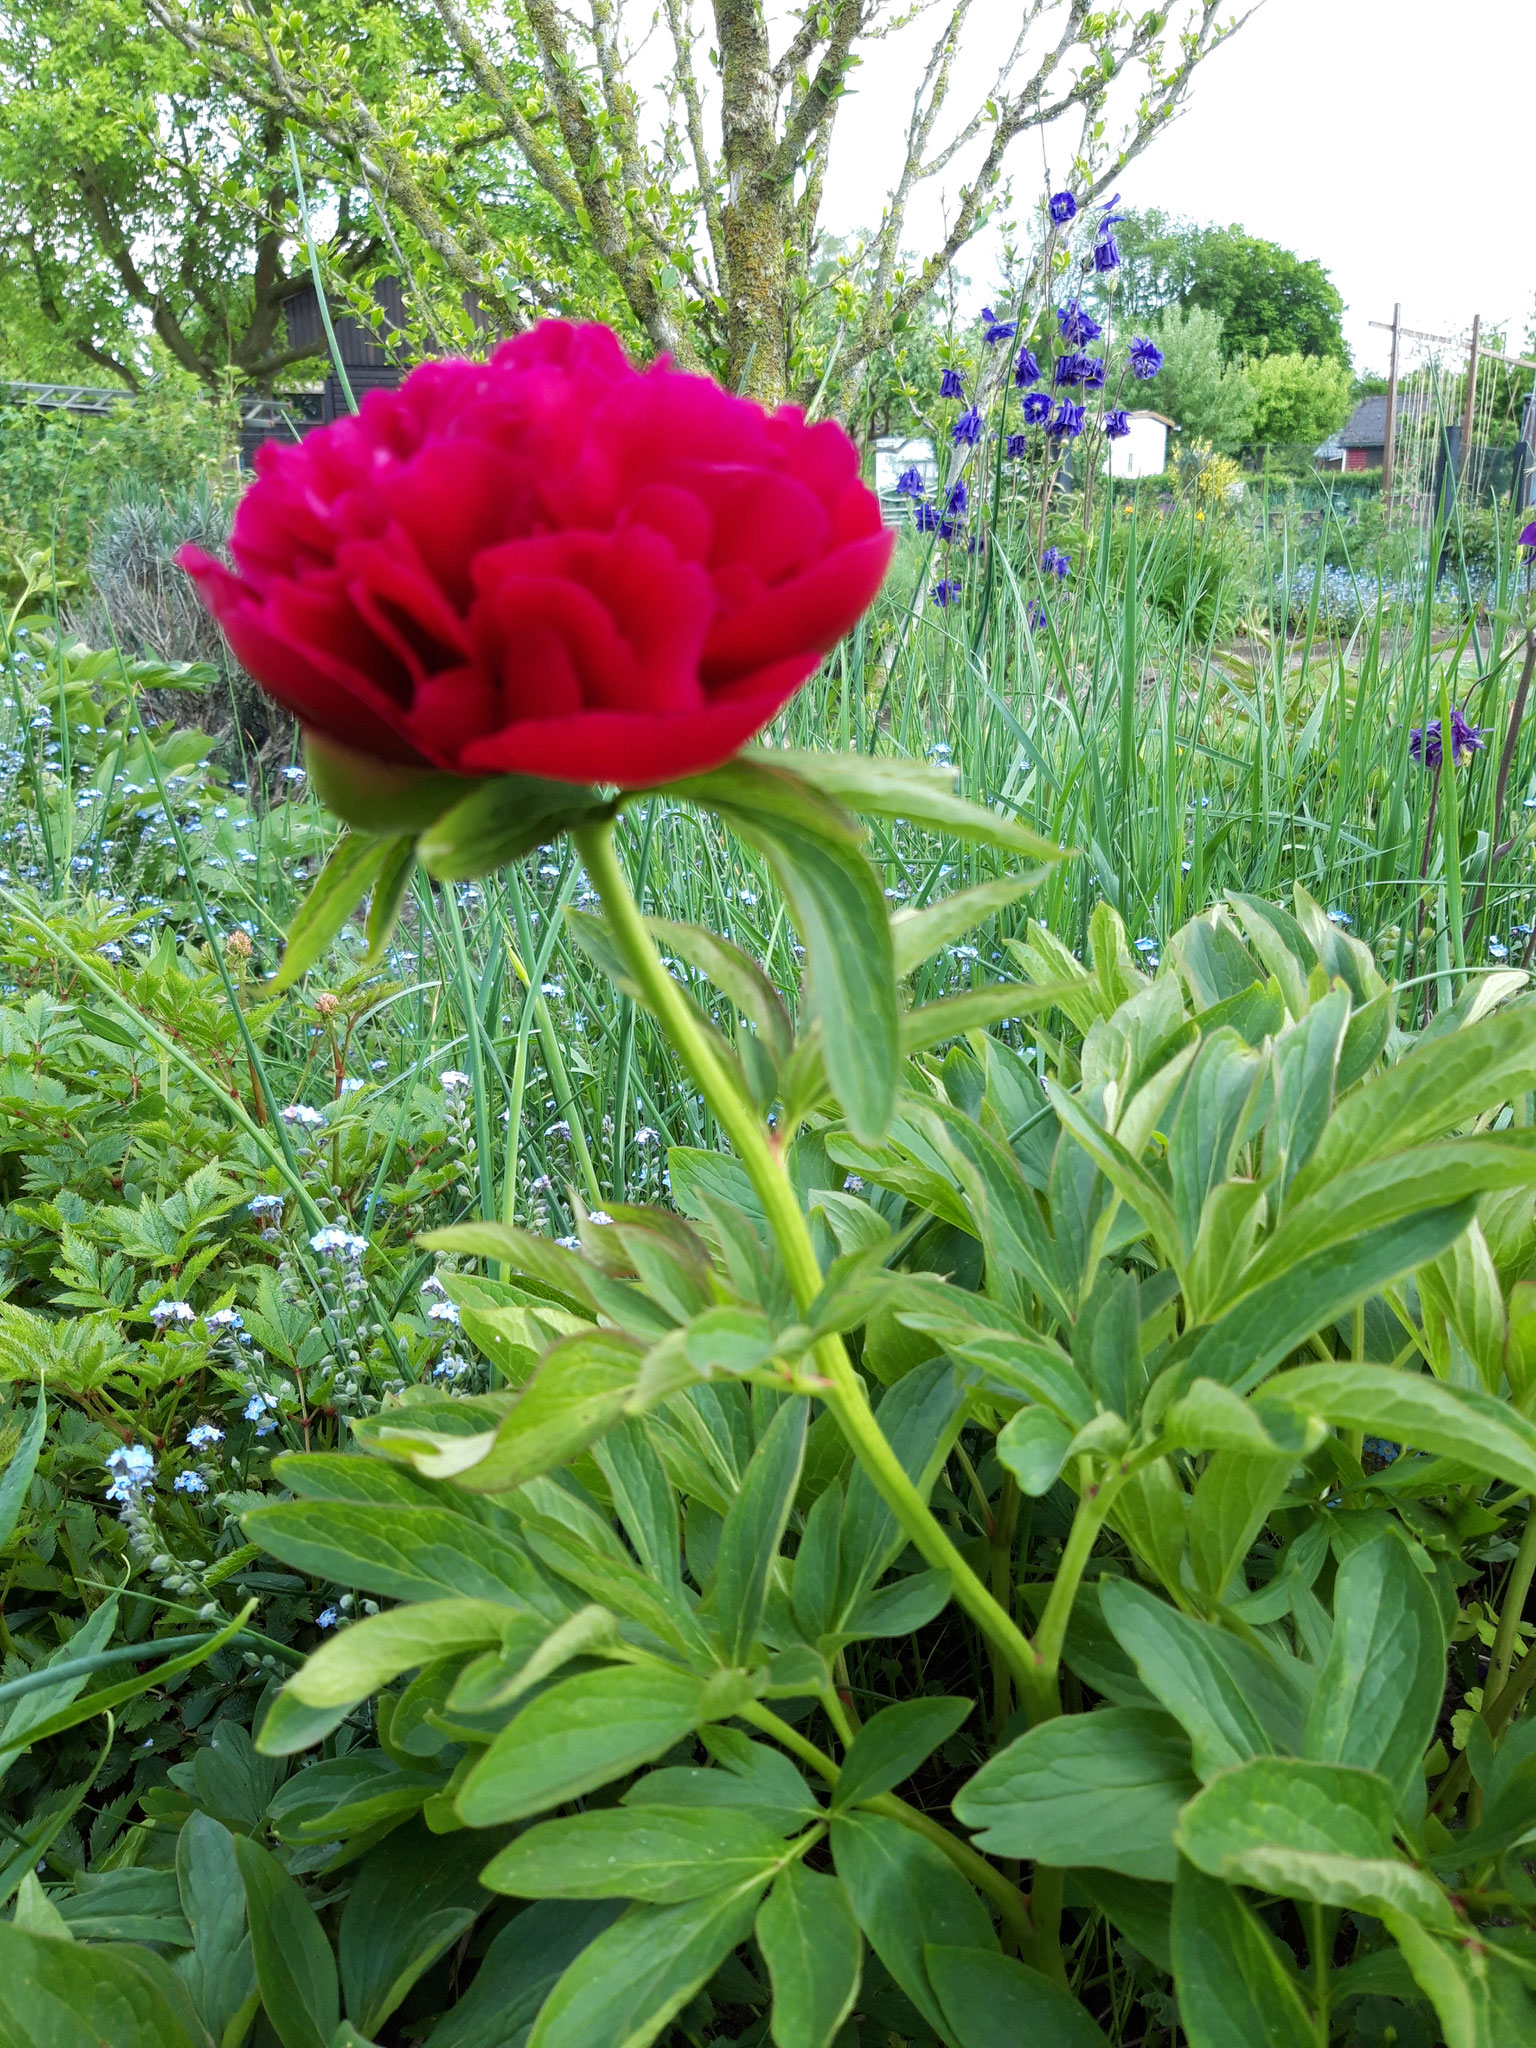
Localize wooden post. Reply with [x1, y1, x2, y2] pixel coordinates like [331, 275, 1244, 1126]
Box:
[1457, 312, 1481, 502]
[1382, 302, 1402, 513]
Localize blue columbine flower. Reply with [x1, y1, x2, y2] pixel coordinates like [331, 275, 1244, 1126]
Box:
[895, 466, 925, 497]
[1041, 546, 1071, 579]
[1049, 191, 1077, 224]
[1520, 520, 1536, 557]
[1057, 301, 1103, 346]
[1022, 391, 1052, 426]
[915, 503, 944, 533]
[1104, 409, 1131, 439]
[1410, 706, 1488, 768]
[1129, 336, 1164, 380]
[980, 306, 1017, 345]
[951, 407, 982, 446]
[1006, 432, 1029, 458]
[1079, 356, 1106, 391]
[1053, 353, 1084, 389]
[940, 368, 965, 399]
[931, 578, 963, 607]
[1048, 401, 1086, 438]
[947, 481, 968, 514]
[1095, 194, 1125, 271]
[1025, 600, 1047, 629]
[1013, 346, 1042, 388]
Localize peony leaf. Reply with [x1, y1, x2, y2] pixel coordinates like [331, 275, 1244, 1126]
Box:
[272, 832, 408, 992]
[761, 748, 1066, 864]
[418, 775, 615, 880]
[306, 733, 474, 834]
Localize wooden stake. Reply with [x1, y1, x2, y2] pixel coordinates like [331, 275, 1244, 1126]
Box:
[1458, 313, 1481, 501]
[1382, 302, 1402, 512]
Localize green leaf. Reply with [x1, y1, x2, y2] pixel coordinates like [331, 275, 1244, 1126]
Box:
[175, 1812, 255, 2046]
[1175, 1202, 1477, 1393]
[272, 832, 401, 993]
[834, 1697, 972, 1810]
[526, 1882, 766, 2048]
[233, 1832, 340, 2048]
[338, 1821, 486, 2035]
[417, 774, 612, 880]
[0, 1921, 208, 2048]
[363, 837, 418, 969]
[1186, 1449, 1299, 1603]
[677, 756, 898, 1142]
[954, 1706, 1199, 1881]
[1171, 1858, 1316, 2048]
[624, 1731, 822, 1833]
[420, 1900, 620, 2048]
[266, 1751, 445, 1843]
[996, 1408, 1075, 1496]
[764, 749, 1063, 864]
[757, 1863, 863, 2048]
[1304, 1534, 1446, 1802]
[1098, 1579, 1311, 1779]
[712, 1397, 807, 1662]
[830, 1810, 996, 2045]
[645, 917, 794, 1064]
[457, 1663, 733, 1826]
[891, 878, 1043, 978]
[481, 1804, 788, 1903]
[245, 1498, 559, 1617]
[1262, 1362, 1536, 1494]
[925, 1946, 1110, 2047]
[278, 1598, 514, 1719]
[306, 733, 473, 835]
[1176, 1757, 1454, 1926]
[836, 1361, 968, 1616]
[0, 1389, 43, 1551]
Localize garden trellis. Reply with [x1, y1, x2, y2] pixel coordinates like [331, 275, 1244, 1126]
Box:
[1371, 306, 1536, 534]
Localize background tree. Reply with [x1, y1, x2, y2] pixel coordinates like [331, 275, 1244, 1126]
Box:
[138, 0, 1246, 407]
[1114, 209, 1349, 365]
[1141, 303, 1255, 450]
[1246, 350, 1353, 446]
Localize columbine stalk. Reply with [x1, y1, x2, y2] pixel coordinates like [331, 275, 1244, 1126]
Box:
[573, 817, 1055, 1720]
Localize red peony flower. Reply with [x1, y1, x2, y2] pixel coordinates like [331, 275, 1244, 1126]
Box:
[180, 322, 893, 788]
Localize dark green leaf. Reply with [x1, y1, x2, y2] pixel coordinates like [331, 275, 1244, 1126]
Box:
[954, 1706, 1198, 1881]
[339, 1820, 486, 2035]
[712, 1397, 807, 1662]
[174, 1812, 254, 2044]
[234, 1832, 340, 2048]
[481, 1805, 788, 1902]
[757, 1864, 863, 2048]
[926, 1946, 1109, 2047]
[835, 1697, 972, 1810]
[1171, 1858, 1315, 2048]
[421, 1900, 621, 2048]
[363, 838, 418, 969]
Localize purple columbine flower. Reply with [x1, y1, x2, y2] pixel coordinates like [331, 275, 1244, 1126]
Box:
[1129, 336, 1164, 380]
[931, 578, 963, 607]
[1006, 432, 1029, 458]
[1104, 409, 1131, 438]
[1520, 521, 1536, 558]
[1049, 401, 1086, 439]
[1025, 600, 1047, 630]
[895, 466, 925, 497]
[1022, 391, 1053, 426]
[1095, 194, 1125, 271]
[946, 480, 968, 514]
[1410, 706, 1488, 769]
[1041, 546, 1071, 579]
[1057, 301, 1103, 346]
[1079, 356, 1106, 391]
[951, 407, 983, 446]
[1054, 353, 1085, 389]
[1049, 191, 1077, 224]
[980, 307, 1018, 345]
[914, 503, 944, 533]
[1014, 346, 1042, 388]
[940, 367, 965, 399]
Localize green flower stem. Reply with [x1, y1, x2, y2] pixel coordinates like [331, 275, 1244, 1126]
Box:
[1033, 1457, 1134, 1687]
[739, 1700, 1034, 1948]
[574, 819, 1052, 1717]
[1487, 1498, 1536, 1717]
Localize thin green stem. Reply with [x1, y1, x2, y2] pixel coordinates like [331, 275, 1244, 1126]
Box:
[1033, 1460, 1131, 1685]
[574, 817, 1052, 1715]
[1488, 1497, 1536, 1708]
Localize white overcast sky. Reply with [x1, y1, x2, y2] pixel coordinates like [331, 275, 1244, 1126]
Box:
[815, 0, 1536, 373]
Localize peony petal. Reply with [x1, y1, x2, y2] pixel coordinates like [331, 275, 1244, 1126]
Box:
[701, 530, 894, 683]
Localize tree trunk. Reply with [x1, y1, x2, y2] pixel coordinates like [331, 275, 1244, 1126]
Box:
[715, 0, 789, 403]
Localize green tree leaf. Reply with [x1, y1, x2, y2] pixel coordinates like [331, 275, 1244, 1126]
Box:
[483, 1804, 788, 1903]
[954, 1706, 1199, 1881]
[756, 1863, 863, 2048]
